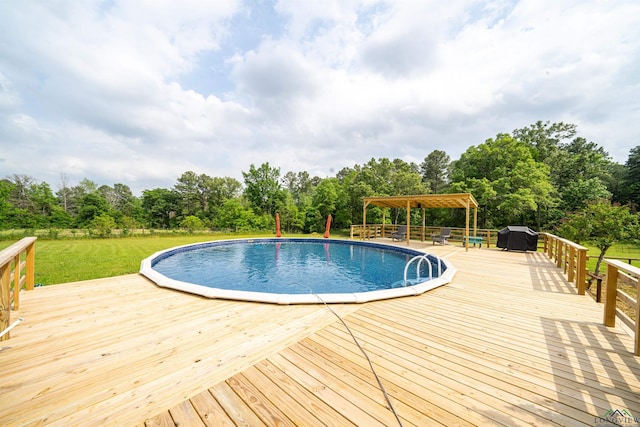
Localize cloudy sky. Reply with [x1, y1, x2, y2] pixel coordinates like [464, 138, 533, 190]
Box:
[1, 1, 639, 195]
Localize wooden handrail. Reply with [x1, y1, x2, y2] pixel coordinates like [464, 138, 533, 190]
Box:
[603, 259, 640, 356]
[350, 224, 497, 248]
[541, 233, 588, 295]
[0, 237, 36, 341]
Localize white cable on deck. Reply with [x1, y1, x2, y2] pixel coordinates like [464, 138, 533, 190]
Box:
[0, 317, 24, 339]
[313, 293, 404, 427]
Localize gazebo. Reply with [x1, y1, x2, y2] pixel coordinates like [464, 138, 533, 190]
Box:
[362, 193, 479, 250]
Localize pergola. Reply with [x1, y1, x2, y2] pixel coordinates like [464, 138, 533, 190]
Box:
[362, 193, 479, 250]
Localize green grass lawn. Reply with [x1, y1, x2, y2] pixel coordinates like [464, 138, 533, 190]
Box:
[1, 232, 313, 285]
[584, 241, 640, 273]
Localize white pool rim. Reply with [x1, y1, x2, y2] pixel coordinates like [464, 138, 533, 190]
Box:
[139, 238, 456, 304]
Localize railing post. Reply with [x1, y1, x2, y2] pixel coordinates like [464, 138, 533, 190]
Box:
[26, 241, 35, 290]
[636, 289, 640, 356]
[12, 254, 20, 310]
[556, 240, 562, 268]
[603, 263, 618, 327]
[576, 249, 586, 296]
[568, 246, 575, 283]
[1, 264, 11, 341]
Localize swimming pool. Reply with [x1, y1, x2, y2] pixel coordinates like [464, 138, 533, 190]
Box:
[140, 238, 455, 304]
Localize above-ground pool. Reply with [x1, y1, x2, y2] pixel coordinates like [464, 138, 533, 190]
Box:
[140, 238, 456, 304]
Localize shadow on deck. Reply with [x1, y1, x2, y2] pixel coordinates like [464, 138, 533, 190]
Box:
[1, 241, 638, 426]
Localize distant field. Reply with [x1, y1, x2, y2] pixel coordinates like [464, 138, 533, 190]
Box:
[584, 242, 640, 272]
[0, 232, 287, 285]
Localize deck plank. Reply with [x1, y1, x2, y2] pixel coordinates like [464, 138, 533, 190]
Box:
[1, 241, 639, 426]
[188, 389, 236, 427]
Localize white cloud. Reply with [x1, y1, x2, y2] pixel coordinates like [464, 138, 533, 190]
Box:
[0, 0, 638, 195]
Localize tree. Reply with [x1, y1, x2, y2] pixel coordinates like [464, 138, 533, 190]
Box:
[7, 174, 35, 211]
[552, 137, 611, 191]
[558, 200, 638, 276]
[282, 171, 315, 205]
[141, 188, 179, 229]
[216, 198, 260, 231]
[58, 173, 72, 212]
[91, 213, 117, 237]
[180, 215, 204, 233]
[420, 150, 450, 193]
[206, 176, 242, 217]
[623, 146, 640, 208]
[559, 178, 610, 212]
[75, 193, 112, 227]
[313, 178, 338, 218]
[242, 163, 284, 215]
[512, 120, 577, 163]
[0, 180, 16, 228]
[174, 171, 201, 217]
[449, 134, 554, 228]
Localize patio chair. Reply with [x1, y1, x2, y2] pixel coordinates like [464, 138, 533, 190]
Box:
[432, 227, 451, 245]
[391, 225, 407, 241]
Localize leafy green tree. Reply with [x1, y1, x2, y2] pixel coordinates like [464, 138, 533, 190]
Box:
[558, 200, 638, 276]
[242, 163, 284, 215]
[553, 137, 611, 191]
[216, 198, 260, 231]
[282, 171, 315, 205]
[30, 182, 58, 223]
[97, 183, 138, 218]
[141, 188, 179, 229]
[205, 176, 242, 218]
[174, 171, 201, 217]
[91, 213, 117, 237]
[62, 178, 99, 217]
[512, 120, 577, 163]
[513, 121, 613, 219]
[313, 178, 338, 219]
[180, 215, 204, 233]
[559, 178, 611, 212]
[7, 174, 35, 211]
[449, 134, 554, 228]
[420, 150, 450, 193]
[277, 191, 305, 233]
[0, 180, 16, 229]
[339, 167, 373, 226]
[603, 162, 629, 205]
[623, 146, 640, 208]
[75, 193, 112, 227]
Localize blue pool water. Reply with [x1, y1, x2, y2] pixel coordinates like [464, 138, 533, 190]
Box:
[150, 238, 444, 295]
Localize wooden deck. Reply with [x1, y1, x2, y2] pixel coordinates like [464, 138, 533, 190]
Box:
[1, 242, 639, 426]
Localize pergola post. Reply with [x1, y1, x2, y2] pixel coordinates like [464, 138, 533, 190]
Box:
[473, 207, 478, 237]
[405, 200, 410, 245]
[465, 199, 470, 251]
[360, 193, 479, 249]
[362, 201, 368, 240]
[381, 209, 386, 238]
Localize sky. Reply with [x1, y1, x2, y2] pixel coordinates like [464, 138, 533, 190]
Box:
[1, 0, 639, 196]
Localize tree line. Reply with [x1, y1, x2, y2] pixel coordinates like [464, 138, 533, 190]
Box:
[1, 121, 639, 238]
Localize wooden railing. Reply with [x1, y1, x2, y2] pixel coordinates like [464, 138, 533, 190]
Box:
[542, 232, 588, 296]
[603, 260, 640, 356]
[350, 224, 497, 247]
[0, 237, 36, 341]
